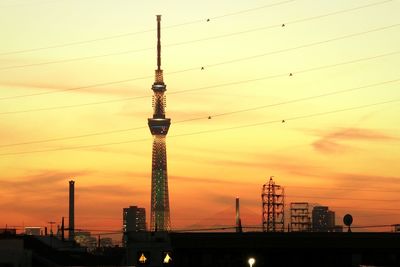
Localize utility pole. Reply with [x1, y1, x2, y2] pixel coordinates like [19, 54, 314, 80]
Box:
[48, 221, 56, 248]
[48, 221, 56, 236]
[61, 217, 65, 241]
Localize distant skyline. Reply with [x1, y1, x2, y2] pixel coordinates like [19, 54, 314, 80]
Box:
[0, 0, 399, 233]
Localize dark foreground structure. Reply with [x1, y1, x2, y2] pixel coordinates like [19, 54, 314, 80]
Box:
[1, 230, 400, 267]
[127, 232, 400, 267]
[0, 231, 124, 267]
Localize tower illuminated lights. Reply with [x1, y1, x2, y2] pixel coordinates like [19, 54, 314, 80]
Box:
[148, 15, 171, 231]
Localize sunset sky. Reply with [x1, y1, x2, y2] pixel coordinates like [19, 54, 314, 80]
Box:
[0, 0, 399, 238]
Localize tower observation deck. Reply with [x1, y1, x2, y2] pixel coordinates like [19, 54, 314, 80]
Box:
[148, 15, 171, 231]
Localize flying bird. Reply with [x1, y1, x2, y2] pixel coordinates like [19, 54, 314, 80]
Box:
[208, 116, 212, 119]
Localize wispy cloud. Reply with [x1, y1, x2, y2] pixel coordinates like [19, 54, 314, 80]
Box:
[331, 172, 400, 187]
[0, 170, 92, 221]
[0, 169, 147, 224]
[312, 128, 397, 154]
[209, 156, 321, 179]
[170, 174, 249, 185]
[0, 80, 146, 97]
[0, 170, 89, 191]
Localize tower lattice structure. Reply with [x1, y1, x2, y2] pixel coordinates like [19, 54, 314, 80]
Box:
[148, 15, 171, 231]
[262, 176, 285, 232]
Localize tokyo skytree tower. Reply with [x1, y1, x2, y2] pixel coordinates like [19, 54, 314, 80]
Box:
[148, 15, 171, 231]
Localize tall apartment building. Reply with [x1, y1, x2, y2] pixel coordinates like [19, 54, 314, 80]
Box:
[123, 206, 146, 246]
[312, 206, 335, 232]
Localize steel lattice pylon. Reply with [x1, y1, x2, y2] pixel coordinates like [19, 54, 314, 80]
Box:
[148, 15, 171, 231]
[262, 176, 285, 232]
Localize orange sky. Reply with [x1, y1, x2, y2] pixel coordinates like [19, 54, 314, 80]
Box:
[0, 0, 399, 237]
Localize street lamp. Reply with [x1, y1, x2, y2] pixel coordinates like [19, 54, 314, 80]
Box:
[248, 257, 255, 267]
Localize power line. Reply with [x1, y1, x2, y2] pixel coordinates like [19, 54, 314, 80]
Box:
[286, 185, 400, 194]
[0, 31, 397, 105]
[285, 0, 395, 26]
[0, 98, 398, 156]
[1, 51, 398, 115]
[205, 24, 400, 69]
[289, 194, 400, 202]
[172, 226, 236, 232]
[76, 224, 399, 233]
[208, 78, 400, 118]
[0, 0, 60, 8]
[351, 224, 398, 229]
[7, 224, 398, 234]
[164, 98, 399, 139]
[1, 20, 398, 72]
[0, 47, 154, 71]
[0, 0, 393, 57]
[329, 205, 400, 212]
[0, 0, 299, 56]
[0, 77, 398, 147]
[0, 93, 149, 115]
[0, 125, 147, 148]
[0, 66, 200, 100]
[0, 34, 400, 102]
[209, 0, 297, 20]
[0, 77, 152, 100]
[241, 224, 397, 230]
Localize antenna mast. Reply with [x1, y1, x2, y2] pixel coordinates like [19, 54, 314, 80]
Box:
[157, 15, 161, 71]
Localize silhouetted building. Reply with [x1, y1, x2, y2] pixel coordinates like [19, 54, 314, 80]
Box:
[74, 231, 97, 251]
[312, 206, 335, 232]
[0, 228, 16, 235]
[333, 225, 344, 232]
[25, 227, 41, 236]
[123, 206, 146, 246]
[290, 202, 311, 232]
[1, 233, 125, 266]
[99, 237, 113, 248]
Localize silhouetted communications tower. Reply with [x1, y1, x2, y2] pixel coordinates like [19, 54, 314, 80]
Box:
[148, 15, 171, 231]
[262, 176, 285, 232]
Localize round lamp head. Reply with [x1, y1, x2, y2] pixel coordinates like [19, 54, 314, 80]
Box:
[248, 257, 255, 266]
[343, 214, 353, 226]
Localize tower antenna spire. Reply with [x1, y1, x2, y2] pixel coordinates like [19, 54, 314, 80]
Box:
[156, 15, 161, 71]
